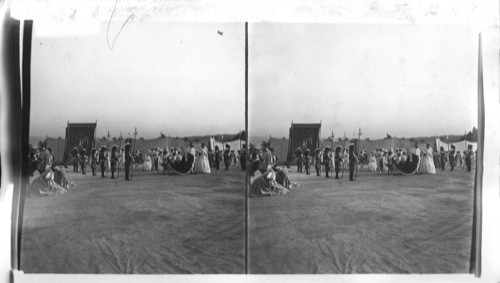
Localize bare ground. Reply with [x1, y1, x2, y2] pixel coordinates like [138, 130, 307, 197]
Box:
[20, 166, 474, 274]
[248, 167, 474, 274]
[20, 167, 245, 274]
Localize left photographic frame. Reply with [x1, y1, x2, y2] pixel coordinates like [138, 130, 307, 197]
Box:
[18, 21, 247, 274]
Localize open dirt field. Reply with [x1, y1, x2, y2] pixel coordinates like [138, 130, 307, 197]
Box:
[20, 167, 245, 274]
[248, 167, 474, 274]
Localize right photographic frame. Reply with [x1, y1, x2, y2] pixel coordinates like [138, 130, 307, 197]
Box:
[247, 23, 479, 274]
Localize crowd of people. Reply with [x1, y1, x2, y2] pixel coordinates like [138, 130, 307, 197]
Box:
[363, 143, 476, 174]
[287, 142, 477, 178]
[28, 146, 72, 196]
[25, 139, 477, 198]
[140, 143, 247, 173]
[248, 142, 477, 197]
[26, 142, 247, 197]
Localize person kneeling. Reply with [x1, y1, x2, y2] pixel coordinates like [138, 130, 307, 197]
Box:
[249, 167, 290, 197]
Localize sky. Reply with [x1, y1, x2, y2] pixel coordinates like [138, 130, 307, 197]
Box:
[249, 23, 478, 140]
[30, 22, 245, 139]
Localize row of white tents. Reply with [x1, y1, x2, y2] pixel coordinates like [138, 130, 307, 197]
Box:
[435, 138, 477, 153]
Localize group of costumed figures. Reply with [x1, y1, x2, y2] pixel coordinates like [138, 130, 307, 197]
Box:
[69, 142, 244, 177]
[363, 144, 476, 174]
[248, 144, 298, 197]
[291, 142, 476, 177]
[141, 143, 246, 174]
[27, 146, 73, 197]
[26, 143, 135, 197]
[249, 143, 360, 199]
[249, 142, 476, 198]
[26, 142, 246, 198]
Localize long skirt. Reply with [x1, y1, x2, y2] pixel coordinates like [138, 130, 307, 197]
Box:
[249, 176, 289, 197]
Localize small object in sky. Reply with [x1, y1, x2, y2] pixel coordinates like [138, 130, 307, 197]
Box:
[217, 30, 223, 36]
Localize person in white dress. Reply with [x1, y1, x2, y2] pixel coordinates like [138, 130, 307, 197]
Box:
[194, 143, 211, 173]
[367, 151, 378, 172]
[143, 153, 152, 171]
[119, 148, 125, 170]
[420, 143, 436, 174]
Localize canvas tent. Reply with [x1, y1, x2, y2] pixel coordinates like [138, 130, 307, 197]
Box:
[435, 138, 477, 152]
[63, 122, 97, 164]
[210, 137, 244, 152]
[287, 123, 321, 164]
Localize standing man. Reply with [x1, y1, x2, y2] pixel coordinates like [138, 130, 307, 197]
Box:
[214, 145, 222, 170]
[240, 144, 247, 171]
[448, 145, 456, 171]
[71, 147, 79, 172]
[80, 148, 88, 175]
[334, 146, 343, 179]
[259, 144, 273, 174]
[90, 148, 97, 176]
[152, 149, 159, 173]
[295, 147, 303, 173]
[411, 142, 421, 172]
[349, 143, 358, 181]
[111, 145, 119, 179]
[223, 144, 231, 170]
[304, 149, 311, 175]
[465, 144, 473, 172]
[411, 142, 421, 159]
[208, 149, 215, 168]
[439, 146, 446, 171]
[99, 146, 107, 178]
[124, 143, 133, 181]
[323, 146, 332, 178]
[314, 148, 322, 176]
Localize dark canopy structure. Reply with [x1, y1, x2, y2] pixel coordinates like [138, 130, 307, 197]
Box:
[63, 122, 97, 164]
[268, 137, 288, 165]
[286, 122, 321, 164]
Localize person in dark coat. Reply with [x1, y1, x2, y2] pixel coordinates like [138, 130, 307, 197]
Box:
[240, 145, 247, 171]
[323, 147, 332, 178]
[99, 146, 107, 178]
[124, 143, 133, 181]
[214, 145, 222, 170]
[90, 148, 97, 176]
[295, 147, 303, 173]
[439, 146, 446, 171]
[223, 144, 231, 170]
[303, 149, 311, 175]
[80, 148, 88, 175]
[349, 143, 358, 181]
[314, 148, 322, 176]
[110, 145, 119, 179]
[208, 149, 215, 168]
[465, 144, 473, 172]
[251, 149, 260, 176]
[448, 145, 456, 171]
[334, 146, 343, 179]
[71, 147, 79, 172]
